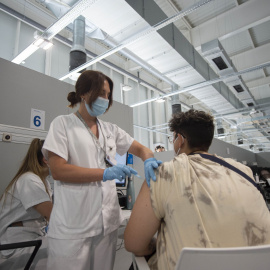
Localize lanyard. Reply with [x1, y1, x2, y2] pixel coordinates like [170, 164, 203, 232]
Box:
[75, 111, 107, 157]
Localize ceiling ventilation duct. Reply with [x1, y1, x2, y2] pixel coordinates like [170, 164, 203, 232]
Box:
[171, 87, 182, 115]
[201, 39, 256, 109]
[201, 39, 233, 74]
[216, 119, 225, 136]
[69, 16, 86, 80]
[238, 138, 243, 145]
[217, 128, 225, 135]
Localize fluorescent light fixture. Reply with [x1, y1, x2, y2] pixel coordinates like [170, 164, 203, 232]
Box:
[122, 85, 132, 91]
[33, 38, 44, 47]
[12, 44, 39, 64]
[33, 38, 54, 50]
[11, 0, 97, 64]
[155, 97, 165, 103]
[41, 40, 53, 50]
[69, 73, 81, 81]
[12, 38, 53, 64]
[249, 108, 257, 115]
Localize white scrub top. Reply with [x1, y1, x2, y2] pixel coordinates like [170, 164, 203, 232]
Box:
[0, 172, 52, 257]
[42, 113, 134, 240]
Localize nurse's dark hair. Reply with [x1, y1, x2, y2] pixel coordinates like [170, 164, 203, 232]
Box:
[168, 109, 214, 151]
[0, 138, 50, 204]
[67, 70, 114, 110]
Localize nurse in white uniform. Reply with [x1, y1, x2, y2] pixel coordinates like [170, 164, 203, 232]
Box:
[42, 70, 161, 270]
[0, 138, 53, 270]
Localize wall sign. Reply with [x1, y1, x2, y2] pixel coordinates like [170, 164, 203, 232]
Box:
[30, 108, 45, 130]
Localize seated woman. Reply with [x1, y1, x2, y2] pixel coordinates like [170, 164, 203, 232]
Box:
[124, 109, 270, 270]
[0, 138, 53, 270]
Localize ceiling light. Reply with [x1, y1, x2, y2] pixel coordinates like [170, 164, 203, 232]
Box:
[12, 38, 53, 64]
[69, 73, 81, 81]
[12, 44, 39, 64]
[41, 40, 53, 50]
[249, 108, 257, 115]
[12, 0, 97, 64]
[122, 85, 132, 91]
[34, 39, 53, 50]
[33, 38, 45, 47]
[155, 97, 165, 103]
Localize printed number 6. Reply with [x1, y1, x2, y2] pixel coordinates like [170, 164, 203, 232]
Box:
[34, 115, 41, 127]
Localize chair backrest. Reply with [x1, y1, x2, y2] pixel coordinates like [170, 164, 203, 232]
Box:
[175, 244, 270, 270]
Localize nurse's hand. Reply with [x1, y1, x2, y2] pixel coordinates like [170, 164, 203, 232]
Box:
[103, 164, 138, 182]
[144, 158, 162, 187]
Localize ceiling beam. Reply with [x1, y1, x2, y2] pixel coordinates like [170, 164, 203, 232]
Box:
[167, 0, 192, 30]
[191, 0, 270, 50]
[231, 43, 270, 72]
[246, 76, 270, 89]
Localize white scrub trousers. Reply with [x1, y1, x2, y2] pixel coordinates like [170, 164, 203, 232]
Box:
[46, 229, 118, 270]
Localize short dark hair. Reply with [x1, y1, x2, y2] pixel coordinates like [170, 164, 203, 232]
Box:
[67, 70, 113, 109]
[168, 109, 214, 151]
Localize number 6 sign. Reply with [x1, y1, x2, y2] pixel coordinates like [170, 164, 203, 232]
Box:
[30, 108, 45, 130]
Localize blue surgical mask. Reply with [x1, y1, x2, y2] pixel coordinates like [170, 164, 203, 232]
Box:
[85, 97, 109, 117]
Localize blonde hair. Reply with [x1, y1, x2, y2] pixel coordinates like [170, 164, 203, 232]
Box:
[1, 138, 50, 204]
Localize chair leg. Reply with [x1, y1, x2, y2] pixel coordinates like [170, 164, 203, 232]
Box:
[24, 240, 42, 270]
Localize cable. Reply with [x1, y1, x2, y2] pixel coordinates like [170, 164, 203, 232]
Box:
[116, 239, 124, 251]
[116, 188, 124, 196]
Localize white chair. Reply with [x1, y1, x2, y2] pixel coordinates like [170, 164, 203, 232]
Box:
[132, 254, 150, 270]
[175, 244, 270, 270]
[132, 244, 270, 270]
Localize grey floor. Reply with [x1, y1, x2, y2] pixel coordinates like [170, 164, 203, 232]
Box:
[114, 232, 132, 270]
[114, 244, 132, 270]
[114, 222, 133, 270]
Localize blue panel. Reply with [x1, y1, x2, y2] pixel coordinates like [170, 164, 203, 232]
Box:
[127, 153, 134, 164]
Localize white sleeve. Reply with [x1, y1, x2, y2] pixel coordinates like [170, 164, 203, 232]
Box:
[112, 124, 134, 155]
[42, 116, 68, 161]
[16, 173, 51, 210]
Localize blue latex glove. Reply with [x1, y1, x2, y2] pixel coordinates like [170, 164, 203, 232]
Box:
[103, 164, 138, 182]
[144, 158, 163, 187]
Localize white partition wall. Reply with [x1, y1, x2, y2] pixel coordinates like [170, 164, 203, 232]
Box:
[0, 57, 134, 196]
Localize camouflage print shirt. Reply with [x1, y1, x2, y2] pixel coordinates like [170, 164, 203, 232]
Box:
[148, 153, 270, 270]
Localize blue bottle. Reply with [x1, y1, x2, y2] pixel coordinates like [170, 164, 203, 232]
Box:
[126, 176, 135, 210]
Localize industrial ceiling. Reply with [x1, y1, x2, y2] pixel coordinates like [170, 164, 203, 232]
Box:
[0, 0, 270, 153]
